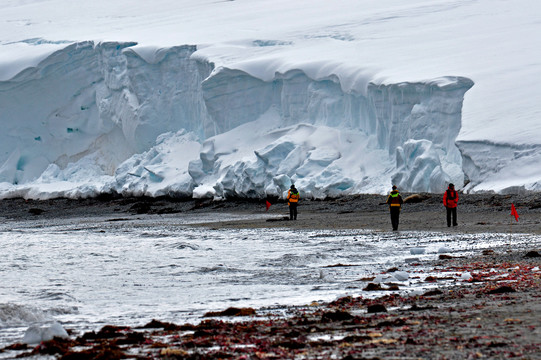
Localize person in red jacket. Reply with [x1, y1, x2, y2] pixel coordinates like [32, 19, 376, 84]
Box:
[443, 183, 459, 227]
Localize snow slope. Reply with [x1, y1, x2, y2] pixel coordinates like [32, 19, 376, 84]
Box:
[0, 0, 540, 198]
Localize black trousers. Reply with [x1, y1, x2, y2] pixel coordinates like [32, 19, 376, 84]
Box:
[390, 207, 400, 230]
[446, 207, 457, 226]
[289, 203, 298, 220]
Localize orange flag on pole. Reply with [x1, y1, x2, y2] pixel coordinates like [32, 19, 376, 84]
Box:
[265, 200, 272, 211]
[511, 203, 519, 222]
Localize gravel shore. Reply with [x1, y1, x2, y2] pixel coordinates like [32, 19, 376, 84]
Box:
[1, 193, 540, 359]
[2, 192, 539, 234]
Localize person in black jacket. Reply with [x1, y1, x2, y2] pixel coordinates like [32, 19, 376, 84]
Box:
[287, 185, 300, 220]
[386, 185, 404, 231]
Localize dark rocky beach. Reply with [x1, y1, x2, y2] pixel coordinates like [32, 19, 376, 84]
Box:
[1, 192, 540, 359]
[2, 192, 541, 234]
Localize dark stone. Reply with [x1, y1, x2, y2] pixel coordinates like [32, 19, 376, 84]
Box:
[342, 356, 382, 360]
[141, 319, 167, 328]
[89, 325, 129, 339]
[114, 331, 146, 345]
[377, 318, 405, 327]
[283, 329, 302, 338]
[60, 344, 126, 360]
[33, 338, 74, 356]
[321, 310, 354, 321]
[487, 286, 516, 294]
[408, 303, 435, 311]
[487, 341, 508, 347]
[363, 283, 383, 291]
[275, 341, 306, 349]
[193, 329, 214, 338]
[422, 289, 443, 296]
[405, 338, 418, 345]
[367, 304, 387, 313]
[140, 319, 183, 330]
[204, 307, 256, 317]
[524, 251, 541, 258]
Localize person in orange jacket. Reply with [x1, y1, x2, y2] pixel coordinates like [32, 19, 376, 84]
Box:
[443, 183, 459, 227]
[386, 185, 403, 231]
[287, 184, 300, 220]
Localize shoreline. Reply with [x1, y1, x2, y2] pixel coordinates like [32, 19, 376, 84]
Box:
[2, 246, 540, 359]
[1, 194, 541, 358]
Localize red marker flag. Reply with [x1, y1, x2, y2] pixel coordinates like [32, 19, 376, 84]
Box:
[511, 203, 519, 222]
[265, 200, 272, 211]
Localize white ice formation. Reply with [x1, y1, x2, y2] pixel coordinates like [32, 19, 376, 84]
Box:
[409, 247, 427, 255]
[0, 42, 474, 199]
[22, 322, 68, 344]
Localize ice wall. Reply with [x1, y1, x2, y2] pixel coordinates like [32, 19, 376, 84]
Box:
[189, 69, 473, 197]
[374, 79, 474, 193]
[458, 140, 541, 194]
[0, 42, 212, 185]
[0, 41, 474, 198]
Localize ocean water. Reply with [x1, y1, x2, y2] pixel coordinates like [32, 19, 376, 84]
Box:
[0, 212, 538, 351]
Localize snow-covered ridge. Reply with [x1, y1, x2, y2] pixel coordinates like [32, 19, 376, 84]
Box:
[0, 41, 476, 199]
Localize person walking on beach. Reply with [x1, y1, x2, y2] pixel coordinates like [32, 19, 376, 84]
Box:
[287, 184, 300, 220]
[386, 185, 403, 231]
[443, 183, 459, 227]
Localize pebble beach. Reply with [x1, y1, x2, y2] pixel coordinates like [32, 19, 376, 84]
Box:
[1, 193, 540, 359]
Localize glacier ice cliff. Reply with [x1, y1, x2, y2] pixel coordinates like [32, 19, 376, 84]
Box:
[0, 42, 213, 184]
[458, 140, 541, 194]
[0, 41, 476, 199]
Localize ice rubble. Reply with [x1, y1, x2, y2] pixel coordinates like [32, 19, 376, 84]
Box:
[0, 41, 476, 199]
[22, 323, 68, 345]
